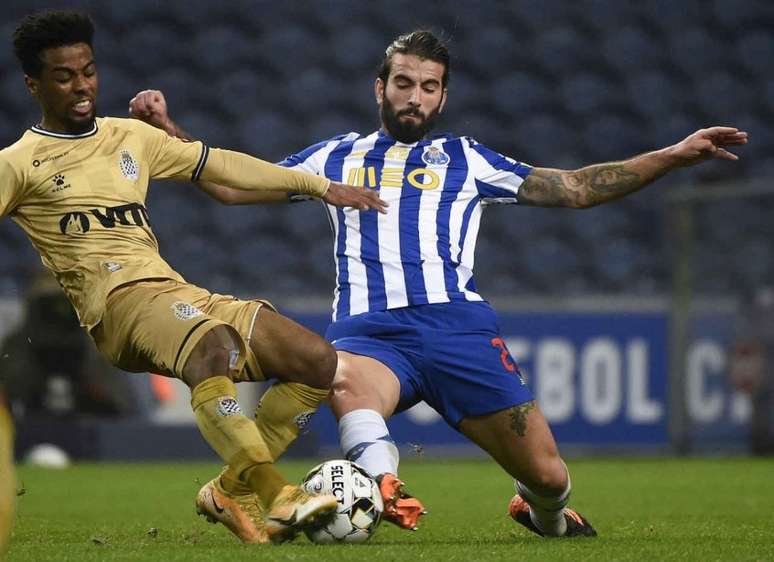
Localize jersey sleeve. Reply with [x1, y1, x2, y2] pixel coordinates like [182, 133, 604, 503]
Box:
[464, 137, 532, 204]
[0, 154, 26, 218]
[278, 135, 350, 173]
[136, 120, 209, 182]
[277, 134, 352, 201]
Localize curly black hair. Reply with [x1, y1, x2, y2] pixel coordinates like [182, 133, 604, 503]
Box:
[12, 10, 94, 77]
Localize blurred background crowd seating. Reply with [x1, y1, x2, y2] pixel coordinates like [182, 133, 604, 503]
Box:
[1, 0, 772, 304]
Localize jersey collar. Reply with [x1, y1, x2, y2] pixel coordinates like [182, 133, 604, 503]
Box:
[30, 121, 98, 139]
[377, 128, 452, 146]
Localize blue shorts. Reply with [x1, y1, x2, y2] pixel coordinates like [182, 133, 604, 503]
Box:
[326, 301, 533, 427]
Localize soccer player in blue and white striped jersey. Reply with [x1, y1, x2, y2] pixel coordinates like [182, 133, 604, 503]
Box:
[132, 29, 747, 539]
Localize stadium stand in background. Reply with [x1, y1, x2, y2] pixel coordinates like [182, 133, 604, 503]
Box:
[1, 0, 772, 303]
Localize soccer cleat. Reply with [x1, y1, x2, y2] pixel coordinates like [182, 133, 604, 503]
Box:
[264, 485, 338, 544]
[195, 477, 269, 544]
[508, 494, 597, 537]
[376, 473, 427, 531]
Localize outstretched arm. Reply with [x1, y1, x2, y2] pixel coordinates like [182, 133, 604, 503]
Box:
[518, 127, 748, 208]
[195, 180, 289, 205]
[129, 90, 387, 212]
[129, 90, 315, 203]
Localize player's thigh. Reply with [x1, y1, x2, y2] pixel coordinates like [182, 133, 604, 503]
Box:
[325, 310, 423, 418]
[245, 307, 336, 386]
[94, 280, 238, 378]
[419, 317, 531, 427]
[458, 402, 567, 493]
[330, 351, 401, 419]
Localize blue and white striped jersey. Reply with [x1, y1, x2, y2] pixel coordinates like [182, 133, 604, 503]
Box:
[279, 130, 532, 322]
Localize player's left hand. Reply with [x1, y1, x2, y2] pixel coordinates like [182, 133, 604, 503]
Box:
[668, 126, 748, 167]
[128, 89, 173, 135]
[322, 181, 389, 214]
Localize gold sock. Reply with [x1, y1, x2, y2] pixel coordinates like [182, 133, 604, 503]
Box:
[221, 382, 329, 493]
[190, 376, 286, 504]
[253, 382, 329, 460]
[219, 467, 251, 496]
[242, 463, 287, 506]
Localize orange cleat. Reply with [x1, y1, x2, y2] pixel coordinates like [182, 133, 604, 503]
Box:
[508, 495, 597, 537]
[376, 473, 427, 531]
[196, 478, 268, 544]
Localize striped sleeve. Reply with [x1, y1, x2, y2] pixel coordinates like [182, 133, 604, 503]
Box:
[279, 133, 356, 172]
[191, 145, 209, 181]
[464, 137, 532, 204]
[278, 133, 357, 201]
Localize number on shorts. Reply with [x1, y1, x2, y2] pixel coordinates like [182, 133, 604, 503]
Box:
[491, 337, 516, 373]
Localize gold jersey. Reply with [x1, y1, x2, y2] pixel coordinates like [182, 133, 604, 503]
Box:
[0, 117, 210, 330]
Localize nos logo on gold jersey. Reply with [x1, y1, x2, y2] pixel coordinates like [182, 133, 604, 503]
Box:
[119, 149, 139, 180]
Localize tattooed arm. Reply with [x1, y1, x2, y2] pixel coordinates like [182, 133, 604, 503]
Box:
[518, 126, 748, 208]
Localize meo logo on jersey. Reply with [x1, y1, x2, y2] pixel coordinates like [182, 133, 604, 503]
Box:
[119, 149, 140, 180]
[421, 146, 450, 166]
[171, 301, 204, 321]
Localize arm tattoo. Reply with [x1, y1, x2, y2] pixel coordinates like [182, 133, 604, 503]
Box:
[571, 163, 642, 205]
[519, 168, 579, 207]
[508, 401, 535, 437]
[519, 164, 643, 208]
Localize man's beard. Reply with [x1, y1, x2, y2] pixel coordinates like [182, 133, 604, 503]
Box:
[381, 95, 440, 144]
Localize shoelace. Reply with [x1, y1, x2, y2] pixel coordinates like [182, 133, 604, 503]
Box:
[236, 494, 265, 524]
[275, 486, 308, 506]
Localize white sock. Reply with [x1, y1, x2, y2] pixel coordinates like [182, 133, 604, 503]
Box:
[338, 408, 399, 478]
[515, 464, 571, 536]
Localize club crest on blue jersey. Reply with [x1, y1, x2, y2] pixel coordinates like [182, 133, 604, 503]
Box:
[421, 146, 450, 166]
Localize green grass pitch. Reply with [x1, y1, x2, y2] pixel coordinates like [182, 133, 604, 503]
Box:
[6, 457, 774, 561]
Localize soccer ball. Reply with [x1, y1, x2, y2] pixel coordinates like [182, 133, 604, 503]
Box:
[301, 459, 383, 543]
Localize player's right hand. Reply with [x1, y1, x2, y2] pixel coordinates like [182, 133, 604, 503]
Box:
[128, 89, 172, 134]
[322, 182, 389, 214]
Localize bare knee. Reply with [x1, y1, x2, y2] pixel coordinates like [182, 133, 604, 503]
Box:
[460, 405, 569, 496]
[520, 455, 569, 496]
[330, 362, 367, 408]
[182, 325, 241, 389]
[330, 353, 397, 419]
[248, 309, 336, 388]
[298, 337, 337, 390]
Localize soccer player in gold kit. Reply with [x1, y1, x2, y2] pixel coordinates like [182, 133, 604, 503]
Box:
[2, 10, 386, 545]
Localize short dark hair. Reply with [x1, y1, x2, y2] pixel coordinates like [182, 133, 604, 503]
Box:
[378, 30, 450, 88]
[12, 10, 95, 77]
